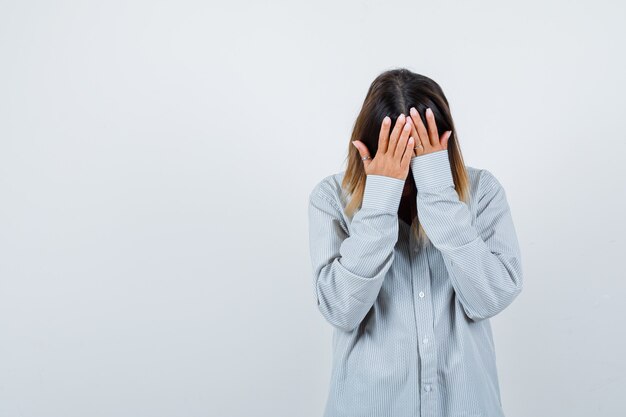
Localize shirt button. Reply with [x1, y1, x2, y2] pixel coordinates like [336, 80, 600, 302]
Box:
[418, 291, 424, 298]
[423, 337, 428, 344]
[424, 384, 432, 392]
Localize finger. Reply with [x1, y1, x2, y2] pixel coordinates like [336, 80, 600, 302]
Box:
[414, 136, 424, 156]
[401, 136, 414, 168]
[388, 114, 406, 156]
[409, 122, 421, 156]
[351, 140, 372, 167]
[425, 108, 440, 147]
[377, 116, 391, 154]
[394, 117, 412, 160]
[409, 107, 430, 151]
[441, 130, 452, 150]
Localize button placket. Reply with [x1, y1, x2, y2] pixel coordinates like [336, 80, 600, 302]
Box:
[408, 223, 439, 417]
[419, 240, 439, 417]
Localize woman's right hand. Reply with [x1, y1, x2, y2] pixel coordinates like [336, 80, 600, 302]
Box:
[351, 114, 414, 180]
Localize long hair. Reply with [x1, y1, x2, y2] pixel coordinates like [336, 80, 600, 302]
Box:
[341, 68, 471, 246]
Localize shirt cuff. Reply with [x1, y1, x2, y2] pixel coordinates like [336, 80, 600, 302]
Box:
[361, 174, 405, 213]
[410, 149, 454, 192]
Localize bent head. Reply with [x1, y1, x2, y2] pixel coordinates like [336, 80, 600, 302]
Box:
[352, 68, 456, 161]
[342, 68, 470, 224]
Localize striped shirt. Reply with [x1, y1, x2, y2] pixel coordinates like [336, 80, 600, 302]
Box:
[307, 149, 523, 417]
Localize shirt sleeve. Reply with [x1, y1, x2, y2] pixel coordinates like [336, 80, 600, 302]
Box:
[307, 174, 405, 332]
[410, 150, 524, 321]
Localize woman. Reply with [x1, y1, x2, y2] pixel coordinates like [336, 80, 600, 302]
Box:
[307, 68, 523, 417]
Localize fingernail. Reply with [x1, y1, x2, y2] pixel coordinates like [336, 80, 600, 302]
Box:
[351, 141, 357, 147]
[410, 107, 417, 115]
[426, 108, 432, 115]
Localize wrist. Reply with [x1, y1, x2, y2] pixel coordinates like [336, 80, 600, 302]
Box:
[361, 174, 406, 213]
[410, 150, 454, 192]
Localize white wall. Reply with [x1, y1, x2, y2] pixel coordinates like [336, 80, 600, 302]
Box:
[1, 1, 624, 416]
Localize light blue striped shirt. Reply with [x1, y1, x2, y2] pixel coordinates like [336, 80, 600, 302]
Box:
[307, 149, 523, 417]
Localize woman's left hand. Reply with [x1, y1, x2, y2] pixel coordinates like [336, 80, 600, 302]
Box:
[408, 107, 452, 157]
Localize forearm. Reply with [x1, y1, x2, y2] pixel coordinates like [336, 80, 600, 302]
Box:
[309, 174, 404, 331]
[411, 151, 523, 321]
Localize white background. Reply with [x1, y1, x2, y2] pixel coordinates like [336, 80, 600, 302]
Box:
[1, 1, 624, 416]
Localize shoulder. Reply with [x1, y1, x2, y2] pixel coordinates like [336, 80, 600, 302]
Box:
[465, 165, 502, 187]
[309, 171, 347, 207]
[308, 171, 351, 232]
[465, 164, 508, 206]
[464, 166, 511, 223]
